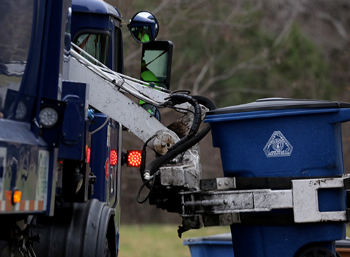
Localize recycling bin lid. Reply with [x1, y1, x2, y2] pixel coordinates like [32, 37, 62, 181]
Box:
[207, 98, 350, 116]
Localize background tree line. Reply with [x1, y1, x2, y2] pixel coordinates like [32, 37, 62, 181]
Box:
[107, 0, 350, 224]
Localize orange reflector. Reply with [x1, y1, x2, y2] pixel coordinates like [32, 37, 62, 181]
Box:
[5, 191, 11, 202]
[110, 149, 118, 166]
[127, 150, 142, 167]
[13, 191, 22, 203]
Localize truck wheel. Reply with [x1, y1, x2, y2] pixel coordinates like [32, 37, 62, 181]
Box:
[104, 237, 111, 257]
[298, 246, 336, 257]
[0, 241, 10, 257]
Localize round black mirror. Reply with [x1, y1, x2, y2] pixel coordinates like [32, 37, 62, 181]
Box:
[128, 11, 159, 44]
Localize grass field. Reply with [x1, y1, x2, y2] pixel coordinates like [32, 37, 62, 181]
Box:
[118, 224, 230, 257]
[119, 224, 350, 257]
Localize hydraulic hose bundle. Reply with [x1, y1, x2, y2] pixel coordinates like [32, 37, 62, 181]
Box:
[137, 93, 216, 203]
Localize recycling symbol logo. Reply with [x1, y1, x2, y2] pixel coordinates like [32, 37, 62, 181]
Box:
[263, 131, 293, 157]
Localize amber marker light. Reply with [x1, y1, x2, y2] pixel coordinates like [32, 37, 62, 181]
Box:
[13, 191, 22, 203]
[6, 190, 22, 204]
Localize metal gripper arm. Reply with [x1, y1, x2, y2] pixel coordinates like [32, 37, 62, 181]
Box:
[175, 176, 349, 233]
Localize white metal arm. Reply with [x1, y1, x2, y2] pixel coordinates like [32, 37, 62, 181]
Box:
[68, 44, 181, 144]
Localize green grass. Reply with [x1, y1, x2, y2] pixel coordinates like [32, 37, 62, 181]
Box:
[118, 224, 230, 257]
[119, 224, 350, 257]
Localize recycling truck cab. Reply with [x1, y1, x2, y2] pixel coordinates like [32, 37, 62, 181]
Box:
[0, 0, 172, 256]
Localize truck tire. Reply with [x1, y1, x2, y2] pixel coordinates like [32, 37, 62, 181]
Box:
[0, 241, 10, 257]
[104, 237, 111, 257]
[33, 199, 117, 257]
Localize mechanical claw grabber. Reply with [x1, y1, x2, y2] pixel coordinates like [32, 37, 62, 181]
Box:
[177, 175, 349, 257]
[180, 175, 350, 226]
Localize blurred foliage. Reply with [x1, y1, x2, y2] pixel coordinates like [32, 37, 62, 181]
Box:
[107, 0, 350, 224]
[112, 0, 341, 108]
[220, 23, 335, 107]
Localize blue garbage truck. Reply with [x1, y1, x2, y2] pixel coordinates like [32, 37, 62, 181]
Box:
[1, 0, 350, 256]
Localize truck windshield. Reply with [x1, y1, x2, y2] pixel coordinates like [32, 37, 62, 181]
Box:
[76, 33, 110, 66]
[0, 0, 33, 120]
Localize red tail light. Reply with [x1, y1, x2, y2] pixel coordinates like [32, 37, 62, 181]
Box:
[127, 150, 142, 167]
[110, 149, 118, 166]
[86, 147, 91, 163]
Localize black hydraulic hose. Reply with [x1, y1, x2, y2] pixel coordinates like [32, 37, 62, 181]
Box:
[137, 95, 215, 198]
[166, 93, 202, 151]
[192, 95, 217, 112]
[144, 96, 216, 176]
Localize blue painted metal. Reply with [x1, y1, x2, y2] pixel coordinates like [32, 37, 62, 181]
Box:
[71, 0, 123, 71]
[58, 81, 88, 160]
[72, 0, 121, 19]
[205, 103, 350, 257]
[71, 12, 111, 35]
[0, 120, 51, 213]
[89, 113, 109, 202]
[0, 0, 71, 216]
[89, 114, 120, 207]
[39, 0, 66, 100]
[0, 0, 120, 253]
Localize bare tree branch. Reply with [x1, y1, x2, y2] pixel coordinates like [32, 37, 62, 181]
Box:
[315, 11, 347, 40]
[198, 50, 269, 94]
[176, 62, 201, 90]
[176, 17, 254, 29]
[124, 48, 141, 64]
[272, 0, 301, 47]
[152, 0, 172, 15]
[193, 58, 212, 94]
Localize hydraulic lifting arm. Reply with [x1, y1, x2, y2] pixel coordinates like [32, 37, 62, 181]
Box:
[68, 44, 211, 192]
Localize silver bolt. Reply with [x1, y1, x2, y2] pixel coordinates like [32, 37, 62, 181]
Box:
[218, 181, 222, 186]
[223, 199, 228, 204]
[225, 180, 229, 186]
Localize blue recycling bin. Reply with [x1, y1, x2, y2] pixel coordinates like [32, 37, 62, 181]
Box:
[184, 233, 350, 257]
[183, 233, 234, 257]
[204, 98, 350, 257]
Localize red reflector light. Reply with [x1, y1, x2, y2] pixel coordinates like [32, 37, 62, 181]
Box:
[86, 147, 91, 163]
[127, 150, 142, 167]
[110, 149, 118, 166]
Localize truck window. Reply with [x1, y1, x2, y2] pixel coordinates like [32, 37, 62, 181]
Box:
[114, 27, 123, 73]
[76, 33, 110, 66]
[0, 0, 33, 120]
